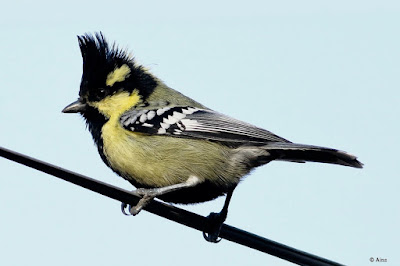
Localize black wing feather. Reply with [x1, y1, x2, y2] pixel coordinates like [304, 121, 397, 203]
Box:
[120, 106, 290, 144]
[119, 106, 363, 168]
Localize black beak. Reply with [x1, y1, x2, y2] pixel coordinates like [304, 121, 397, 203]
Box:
[62, 100, 87, 113]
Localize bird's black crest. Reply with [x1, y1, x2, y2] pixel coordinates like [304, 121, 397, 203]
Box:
[78, 32, 132, 72]
[77, 32, 157, 101]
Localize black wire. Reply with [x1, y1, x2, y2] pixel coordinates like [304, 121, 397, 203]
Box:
[0, 146, 344, 266]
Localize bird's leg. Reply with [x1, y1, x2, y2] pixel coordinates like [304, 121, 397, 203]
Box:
[121, 175, 201, 216]
[203, 187, 236, 243]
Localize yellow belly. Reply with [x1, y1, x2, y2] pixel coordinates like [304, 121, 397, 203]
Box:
[101, 117, 237, 188]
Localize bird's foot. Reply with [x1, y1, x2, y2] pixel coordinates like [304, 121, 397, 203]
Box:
[203, 212, 226, 243]
[121, 188, 158, 216]
[121, 178, 203, 216]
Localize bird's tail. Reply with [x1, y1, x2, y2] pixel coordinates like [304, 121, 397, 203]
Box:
[264, 143, 363, 168]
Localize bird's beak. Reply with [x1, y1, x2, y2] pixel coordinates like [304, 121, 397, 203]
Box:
[62, 100, 87, 113]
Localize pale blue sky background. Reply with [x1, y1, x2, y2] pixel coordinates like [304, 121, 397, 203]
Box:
[0, 1, 399, 265]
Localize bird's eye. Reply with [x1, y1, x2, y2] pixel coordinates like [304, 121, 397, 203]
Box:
[91, 88, 109, 101]
[97, 88, 107, 98]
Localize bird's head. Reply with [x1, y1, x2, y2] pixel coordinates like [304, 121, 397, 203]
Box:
[62, 32, 157, 119]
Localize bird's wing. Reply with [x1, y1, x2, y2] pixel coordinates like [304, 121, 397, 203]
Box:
[120, 106, 290, 144]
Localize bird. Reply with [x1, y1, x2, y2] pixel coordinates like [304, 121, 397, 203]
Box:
[63, 32, 363, 242]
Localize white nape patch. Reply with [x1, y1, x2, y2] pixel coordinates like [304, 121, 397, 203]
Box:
[139, 113, 147, 123]
[147, 111, 156, 120]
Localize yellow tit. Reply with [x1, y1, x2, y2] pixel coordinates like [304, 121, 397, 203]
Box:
[63, 32, 362, 242]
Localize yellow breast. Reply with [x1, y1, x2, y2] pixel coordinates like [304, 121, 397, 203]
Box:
[92, 90, 239, 188]
[101, 119, 235, 187]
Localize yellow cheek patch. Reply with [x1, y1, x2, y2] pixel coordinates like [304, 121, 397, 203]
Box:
[91, 90, 141, 118]
[106, 64, 131, 87]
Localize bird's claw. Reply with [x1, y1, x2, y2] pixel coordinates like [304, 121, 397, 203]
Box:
[121, 202, 131, 216]
[120, 202, 146, 216]
[121, 190, 156, 216]
[203, 231, 222, 243]
[203, 212, 225, 243]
